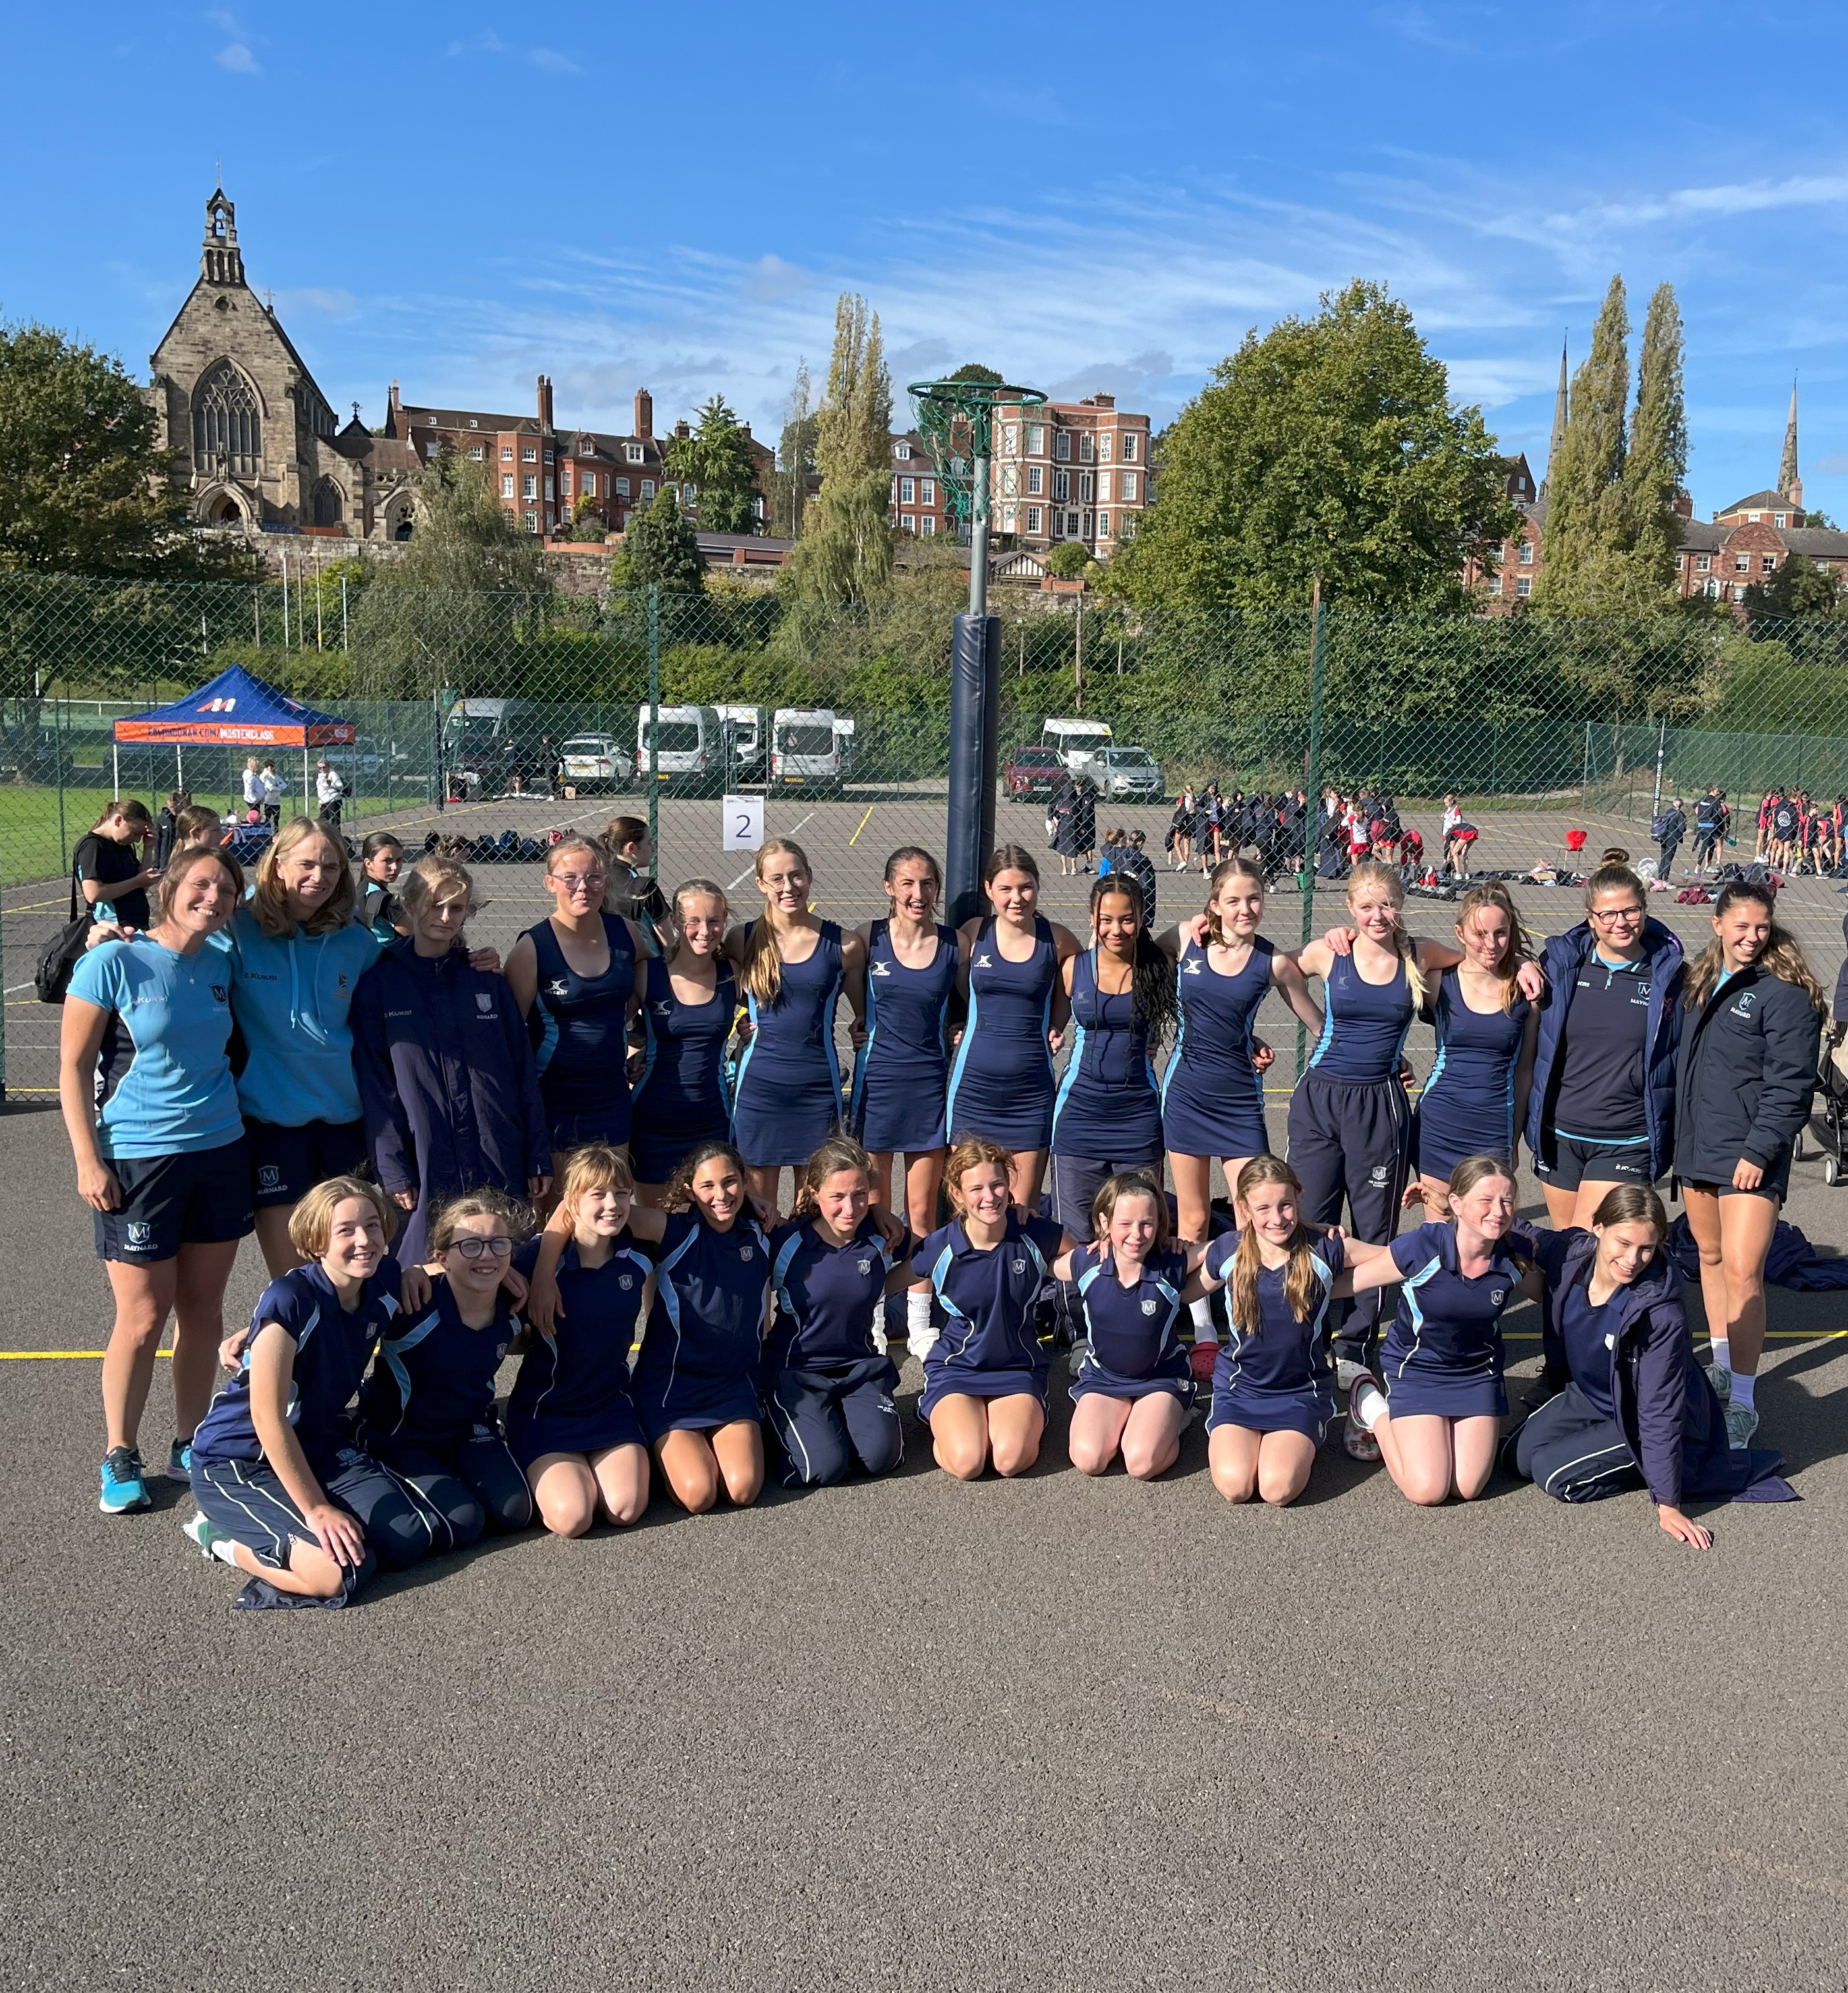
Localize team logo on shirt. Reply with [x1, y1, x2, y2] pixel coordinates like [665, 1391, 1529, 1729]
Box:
[1489, 1288, 1507, 1307]
[258, 1165, 281, 1192]
[1369, 1165, 1390, 1188]
[857, 1256, 874, 1275]
[739, 1245, 755, 1261]
[210, 985, 228, 1003]
[336, 973, 348, 989]
[1141, 1297, 1159, 1315]
[975, 954, 993, 968]
[652, 1000, 673, 1016]
[1012, 1256, 1027, 1273]
[126, 1222, 152, 1247]
[546, 979, 570, 997]
[870, 962, 892, 977]
[1182, 957, 1202, 974]
[1731, 991, 1757, 1017]
[476, 993, 496, 1014]
[618, 1273, 633, 1290]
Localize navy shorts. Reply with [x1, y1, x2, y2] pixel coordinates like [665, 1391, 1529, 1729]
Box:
[1533, 1134, 1656, 1192]
[245, 1117, 366, 1208]
[94, 1138, 254, 1263]
[190, 1442, 413, 1600]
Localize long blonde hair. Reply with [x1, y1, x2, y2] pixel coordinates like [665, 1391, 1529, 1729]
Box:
[1348, 859, 1425, 1008]
[1228, 1157, 1322, 1339]
[1454, 882, 1529, 1014]
[1683, 882, 1828, 1014]
[250, 816, 357, 939]
[741, 838, 813, 1006]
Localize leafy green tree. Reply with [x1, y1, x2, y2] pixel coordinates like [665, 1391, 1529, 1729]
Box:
[0, 321, 255, 577]
[1744, 550, 1843, 620]
[567, 500, 608, 541]
[946, 362, 1003, 384]
[1622, 283, 1687, 600]
[666, 394, 759, 534]
[1045, 540, 1091, 579]
[787, 293, 894, 604]
[1112, 281, 1515, 614]
[774, 360, 817, 539]
[622, 486, 705, 595]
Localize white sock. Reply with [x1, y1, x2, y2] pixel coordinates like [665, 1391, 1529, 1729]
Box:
[1710, 1335, 1731, 1375]
[1354, 1383, 1387, 1432]
[1188, 1296, 1217, 1343]
[1731, 1370, 1756, 1410]
[906, 1292, 937, 1360]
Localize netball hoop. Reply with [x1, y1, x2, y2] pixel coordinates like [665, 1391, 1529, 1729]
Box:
[908, 377, 1046, 619]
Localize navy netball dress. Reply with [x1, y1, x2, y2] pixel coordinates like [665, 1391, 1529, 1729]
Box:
[1161, 935, 1274, 1159]
[1051, 948, 1163, 1165]
[850, 919, 958, 1154]
[1378, 1219, 1525, 1420]
[1201, 1230, 1347, 1442]
[1068, 1245, 1194, 1405]
[504, 1234, 652, 1466]
[912, 1211, 1064, 1418]
[946, 916, 1059, 1149]
[732, 923, 846, 1170]
[629, 1211, 770, 1439]
[629, 954, 737, 1184]
[765, 1213, 910, 1484]
[526, 913, 637, 1150]
[1414, 971, 1530, 1179]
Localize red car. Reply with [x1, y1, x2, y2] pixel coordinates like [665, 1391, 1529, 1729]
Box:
[1005, 746, 1066, 799]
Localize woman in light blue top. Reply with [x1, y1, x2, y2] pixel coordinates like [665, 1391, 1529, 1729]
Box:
[61, 846, 254, 1518]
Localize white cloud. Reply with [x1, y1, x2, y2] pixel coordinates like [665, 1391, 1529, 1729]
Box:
[216, 40, 258, 72]
[446, 30, 583, 76]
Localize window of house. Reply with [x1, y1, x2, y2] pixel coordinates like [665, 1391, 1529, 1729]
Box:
[1002, 504, 1016, 531]
[1518, 540, 1534, 565]
[1120, 472, 1138, 502]
[501, 446, 513, 461]
[894, 441, 911, 459]
[616, 477, 630, 496]
[1004, 425, 1019, 456]
[1054, 431, 1072, 461]
[1748, 511, 1761, 523]
[1487, 575, 1503, 596]
[523, 475, 537, 499]
[1079, 472, 1095, 503]
[525, 511, 539, 534]
[504, 507, 517, 523]
[1733, 585, 1746, 600]
[921, 515, 936, 536]
[900, 477, 915, 504]
[1078, 435, 1094, 463]
[1705, 577, 1720, 598]
[544, 507, 554, 531]
[1775, 513, 1787, 528]
[523, 446, 537, 463]
[1054, 469, 1070, 502]
[921, 478, 935, 504]
[1516, 576, 1532, 596]
[641, 479, 654, 499]
[1027, 424, 1045, 455]
[1027, 465, 1043, 496]
[425, 440, 440, 459]
[1067, 510, 1081, 535]
[544, 477, 554, 500]
[1735, 554, 1749, 572]
[900, 512, 915, 531]
[626, 443, 643, 463]
[1696, 554, 1711, 573]
[1026, 505, 1041, 533]
[583, 473, 596, 498]
[1763, 554, 1777, 572]
[1099, 434, 1112, 462]
[544, 449, 554, 465]
[469, 419, 479, 429]
[1082, 509, 1094, 538]
[1097, 471, 1111, 502]
[469, 444, 484, 460]
[1097, 511, 1110, 536]
[1001, 465, 1020, 497]
[502, 474, 515, 498]
[1122, 432, 1139, 462]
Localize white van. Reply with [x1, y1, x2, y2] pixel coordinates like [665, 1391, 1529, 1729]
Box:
[771, 707, 852, 790]
[1041, 716, 1114, 772]
[636, 703, 723, 792]
[715, 703, 769, 782]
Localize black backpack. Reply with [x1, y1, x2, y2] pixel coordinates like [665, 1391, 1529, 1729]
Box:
[34, 865, 92, 1004]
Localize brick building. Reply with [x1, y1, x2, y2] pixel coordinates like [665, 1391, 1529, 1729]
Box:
[889, 432, 948, 537]
[986, 394, 1153, 556]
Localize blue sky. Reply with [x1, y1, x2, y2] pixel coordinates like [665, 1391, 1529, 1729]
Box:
[5, 1, 1848, 519]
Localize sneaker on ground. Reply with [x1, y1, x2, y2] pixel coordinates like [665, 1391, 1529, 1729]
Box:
[1335, 1356, 1368, 1393]
[183, 1511, 230, 1561]
[1706, 1363, 1731, 1405]
[1189, 1341, 1219, 1385]
[99, 1447, 152, 1515]
[167, 1439, 193, 1480]
[1343, 1373, 1383, 1462]
[1724, 1401, 1759, 1450]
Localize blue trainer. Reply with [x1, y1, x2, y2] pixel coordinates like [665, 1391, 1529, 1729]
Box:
[99, 1447, 152, 1514]
[167, 1439, 193, 1481]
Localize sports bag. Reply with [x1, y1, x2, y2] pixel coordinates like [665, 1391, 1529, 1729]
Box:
[35, 865, 90, 1004]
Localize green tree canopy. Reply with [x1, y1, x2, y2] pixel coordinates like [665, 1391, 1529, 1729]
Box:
[0, 320, 254, 578]
[946, 362, 1003, 384]
[1112, 281, 1515, 614]
[774, 360, 817, 538]
[1045, 540, 1091, 579]
[1743, 550, 1843, 621]
[621, 486, 705, 595]
[788, 293, 894, 604]
[666, 394, 759, 535]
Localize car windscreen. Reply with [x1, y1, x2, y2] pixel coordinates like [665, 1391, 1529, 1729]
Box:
[645, 720, 701, 751]
[780, 726, 834, 756]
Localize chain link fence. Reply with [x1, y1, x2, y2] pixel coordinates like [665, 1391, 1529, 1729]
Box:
[5, 566, 1847, 1096]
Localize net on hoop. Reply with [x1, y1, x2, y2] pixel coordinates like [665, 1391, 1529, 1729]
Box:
[908, 378, 1046, 530]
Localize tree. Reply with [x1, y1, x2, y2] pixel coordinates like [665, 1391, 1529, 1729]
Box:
[1111, 280, 1515, 614]
[946, 362, 1003, 384]
[567, 500, 607, 541]
[1744, 551, 1843, 621]
[665, 394, 759, 534]
[774, 360, 817, 539]
[1045, 540, 1091, 579]
[1622, 282, 1687, 600]
[621, 486, 704, 595]
[0, 320, 255, 578]
[786, 293, 894, 604]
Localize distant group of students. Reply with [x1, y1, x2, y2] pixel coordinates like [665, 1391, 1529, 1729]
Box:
[57, 794, 1819, 1607]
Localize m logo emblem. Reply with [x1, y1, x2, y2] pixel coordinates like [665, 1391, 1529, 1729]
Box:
[257, 1165, 281, 1191]
[1012, 1256, 1027, 1274]
[127, 1221, 152, 1246]
[476, 993, 494, 1014]
[1141, 1297, 1159, 1315]
[857, 1256, 874, 1275]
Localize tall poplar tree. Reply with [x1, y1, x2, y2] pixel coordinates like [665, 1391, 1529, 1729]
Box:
[1536, 276, 1630, 610]
[774, 360, 817, 539]
[787, 293, 894, 603]
[1622, 282, 1687, 602]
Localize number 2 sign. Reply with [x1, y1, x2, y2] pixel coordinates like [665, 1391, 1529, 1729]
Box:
[721, 792, 764, 852]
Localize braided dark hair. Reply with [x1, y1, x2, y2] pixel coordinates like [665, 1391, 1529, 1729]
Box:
[1088, 875, 1176, 1047]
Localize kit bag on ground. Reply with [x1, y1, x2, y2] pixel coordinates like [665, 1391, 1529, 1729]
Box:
[35, 865, 92, 1004]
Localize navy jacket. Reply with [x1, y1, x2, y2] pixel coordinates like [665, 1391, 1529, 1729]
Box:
[1526, 917, 1684, 1180]
[351, 938, 548, 1239]
[1833, 915, 1848, 1025]
[1524, 1225, 1743, 1509]
[1674, 962, 1821, 1184]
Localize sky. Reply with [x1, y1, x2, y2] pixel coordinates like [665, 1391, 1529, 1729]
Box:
[5, 1, 1848, 520]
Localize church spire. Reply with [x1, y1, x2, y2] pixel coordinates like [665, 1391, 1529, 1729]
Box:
[200, 187, 245, 287]
[1780, 375, 1802, 509]
[1542, 335, 1568, 495]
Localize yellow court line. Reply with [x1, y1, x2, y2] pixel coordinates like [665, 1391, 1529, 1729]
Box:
[846, 804, 876, 847]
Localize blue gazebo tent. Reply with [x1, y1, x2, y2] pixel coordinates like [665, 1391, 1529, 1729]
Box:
[113, 664, 355, 809]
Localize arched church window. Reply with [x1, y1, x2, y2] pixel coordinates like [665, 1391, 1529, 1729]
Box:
[192, 361, 261, 477]
[311, 478, 343, 527]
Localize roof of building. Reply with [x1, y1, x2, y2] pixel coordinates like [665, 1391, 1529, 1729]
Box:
[1780, 527, 1848, 558]
[1716, 489, 1790, 517]
[405, 405, 542, 435]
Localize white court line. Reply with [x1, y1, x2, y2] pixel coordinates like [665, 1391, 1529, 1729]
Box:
[726, 811, 813, 890]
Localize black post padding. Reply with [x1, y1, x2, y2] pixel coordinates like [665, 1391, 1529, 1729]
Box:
[945, 612, 1002, 926]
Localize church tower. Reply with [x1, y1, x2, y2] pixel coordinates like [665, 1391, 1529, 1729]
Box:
[200, 188, 245, 287]
[1779, 377, 1802, 511]
[1540, 336, 1568, 497]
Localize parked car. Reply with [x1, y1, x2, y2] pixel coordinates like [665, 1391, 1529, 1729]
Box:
[559, 734, 634, 792]
[1005, 746, 1066, 799]
[1041, 716, 1114, 772]
[1088, 746, 1164, 799]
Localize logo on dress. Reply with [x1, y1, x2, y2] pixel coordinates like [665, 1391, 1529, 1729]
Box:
[1012, 1256, 1027, 1273]
[739, 1244, 755, 1261]
[210, 985, 228, 1003]
[1369, 1165, 1389, 1188]
[1141, 1296, 1159, 1315]
[857, 1256, 874, 1275]
[1182, 957, 1202, 973]
[126, 1221, 152, 1246]
[652, 1000, 672, 1016]
[257, 1165, 281, 1191]
[1489, 1288, 1507, 1307]
[618, 1273, 633, 1291]
[546, 979, 570, 997]
[870, 962, 892, 977]
[476, 993, 495, 1014]
[975, 954, 993, 968]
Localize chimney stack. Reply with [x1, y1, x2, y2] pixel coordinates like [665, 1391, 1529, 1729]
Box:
[537, 374, 555, 434]
[634, 388, 653, 440]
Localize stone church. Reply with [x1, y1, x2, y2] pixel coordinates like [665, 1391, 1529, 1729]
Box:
[147, 188, 417, 541]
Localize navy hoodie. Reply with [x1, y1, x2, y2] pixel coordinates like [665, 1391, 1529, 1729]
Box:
[1527, 916, 1684, 1181]
[351, 937, 549, 1261]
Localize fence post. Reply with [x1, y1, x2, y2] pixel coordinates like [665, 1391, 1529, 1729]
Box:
[1652, 716, 1667, 819]
[341, 575, 349, 652]
[55, 691, 68, 873]
[1296, 582, 1328, 1079]
[945, 614, 1002, 925]
[646, 585, 661, 881]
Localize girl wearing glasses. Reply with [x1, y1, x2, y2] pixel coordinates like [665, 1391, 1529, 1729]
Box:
[353, 1188, 535, 1555]
[1526, 863, 1685, 1234]
[505, 835, 649, 1184]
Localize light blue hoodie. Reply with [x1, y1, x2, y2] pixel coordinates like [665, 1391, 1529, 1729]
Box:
[214, 906, 383, 1126]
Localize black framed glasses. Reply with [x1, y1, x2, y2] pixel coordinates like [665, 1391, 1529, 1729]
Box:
[453, 1236, 513, 1260]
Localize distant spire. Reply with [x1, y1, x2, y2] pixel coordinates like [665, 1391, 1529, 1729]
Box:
[1542, 334, 1568, 495]
[1780, 374, 1802, 508]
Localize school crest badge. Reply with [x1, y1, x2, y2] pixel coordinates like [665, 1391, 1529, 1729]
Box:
[476, 993, 495, 1014]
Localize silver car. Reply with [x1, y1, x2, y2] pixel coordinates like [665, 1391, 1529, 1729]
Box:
[1089, 746, 1163, 798]
[560, 734, 635, 792]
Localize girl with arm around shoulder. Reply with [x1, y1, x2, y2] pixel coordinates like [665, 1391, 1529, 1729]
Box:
[629, 881, 737, 1202]
[1673, 881, 1826, 1449]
